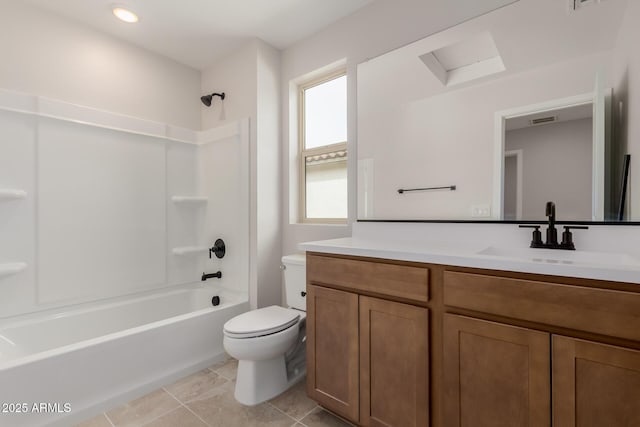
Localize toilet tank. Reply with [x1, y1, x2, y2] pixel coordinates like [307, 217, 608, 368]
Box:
[282, 254, 306, 311]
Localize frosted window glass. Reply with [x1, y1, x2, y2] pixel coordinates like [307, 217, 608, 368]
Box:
[304, 75, 347, 149]
[306, 158, 348, 219]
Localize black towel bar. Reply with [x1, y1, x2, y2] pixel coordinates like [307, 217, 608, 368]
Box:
[398, 185, 456, 194]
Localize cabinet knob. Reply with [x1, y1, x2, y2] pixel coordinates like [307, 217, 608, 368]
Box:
[301, 291, 307, 297]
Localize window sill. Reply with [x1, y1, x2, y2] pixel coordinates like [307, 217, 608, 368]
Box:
[291, 222, 350, 228]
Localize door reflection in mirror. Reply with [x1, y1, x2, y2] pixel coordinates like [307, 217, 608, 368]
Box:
[500, 101, 597, 221]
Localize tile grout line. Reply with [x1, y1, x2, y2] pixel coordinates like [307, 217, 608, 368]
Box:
[213, 371, 235, 381]
[208, 362, 237, 382]
[131, 392, 183, 427]
[297, 405, 355, 427]
[280, 402, 319, 424]
[136, 406, 182, 427]
[103, 412, 116, 427]
[162, 387, 214, 427]
[299, 404, 321, 421]
[179, 402, 214, 427]
[266, 401, 299, 424]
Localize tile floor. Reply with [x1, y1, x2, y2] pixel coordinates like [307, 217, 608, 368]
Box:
[75, 358, 352, 427]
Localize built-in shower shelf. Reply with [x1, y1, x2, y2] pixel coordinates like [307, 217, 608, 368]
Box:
[171, 196, 208, 204]
[0, 262, 27, 279]
[0, 189, 27, 201]
[172, 246, 208, 256]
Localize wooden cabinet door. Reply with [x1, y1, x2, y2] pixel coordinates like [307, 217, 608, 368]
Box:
[553, 335, 640, 427]
[443, 314, 550, 427]
[360, 296, 429, 427]
[306, 284, 359, 422]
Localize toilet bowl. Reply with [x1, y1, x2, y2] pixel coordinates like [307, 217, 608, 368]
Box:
[223, 254, 306, 405]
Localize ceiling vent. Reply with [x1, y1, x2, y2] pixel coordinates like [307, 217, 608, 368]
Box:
[530, 116, 558, 126]
[569, 0, 602, 12]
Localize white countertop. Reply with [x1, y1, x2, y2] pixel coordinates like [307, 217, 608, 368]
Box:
[299, 237, 640, 284]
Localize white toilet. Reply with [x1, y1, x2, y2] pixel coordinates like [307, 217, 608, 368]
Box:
[223, 254, 307, 405]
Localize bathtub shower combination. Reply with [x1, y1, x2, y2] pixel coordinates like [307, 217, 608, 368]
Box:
[0, 285, 248, 427]
[0, 90, 251, 427]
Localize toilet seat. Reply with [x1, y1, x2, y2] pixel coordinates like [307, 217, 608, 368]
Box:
[224, 306, 300, 339]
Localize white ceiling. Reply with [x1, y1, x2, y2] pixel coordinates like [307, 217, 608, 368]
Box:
[22, 0, 373, 70]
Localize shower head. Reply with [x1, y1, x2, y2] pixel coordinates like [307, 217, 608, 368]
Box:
[201, 92, 225, 107]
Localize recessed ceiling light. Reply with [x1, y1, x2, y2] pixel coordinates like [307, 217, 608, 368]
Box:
[112, 7, 139, 23]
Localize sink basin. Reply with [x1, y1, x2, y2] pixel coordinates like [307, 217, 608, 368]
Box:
[476, 246, 640, 267]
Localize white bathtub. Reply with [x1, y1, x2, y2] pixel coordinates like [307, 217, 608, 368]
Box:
[0, 284, 249, 427]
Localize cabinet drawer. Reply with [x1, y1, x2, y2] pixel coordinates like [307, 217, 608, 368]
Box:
[444, 271, 640, 342]
[308, 254, 429, 303]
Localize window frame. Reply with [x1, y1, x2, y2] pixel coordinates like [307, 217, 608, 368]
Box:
[298, 69, 348, 224]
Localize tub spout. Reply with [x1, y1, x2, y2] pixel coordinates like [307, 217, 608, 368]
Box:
[202, 271, 222, 281]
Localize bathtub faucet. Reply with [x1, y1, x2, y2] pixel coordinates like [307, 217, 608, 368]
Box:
[202, 271, 222, 281]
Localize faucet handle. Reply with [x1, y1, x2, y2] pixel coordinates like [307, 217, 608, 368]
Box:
[560, 226, 589, 250]
[209, 239, 226, 259]
[519, 225, 544, 248]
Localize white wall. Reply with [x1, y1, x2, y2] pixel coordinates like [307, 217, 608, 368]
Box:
[505, 118, 593, 220]
[0, 108, 190, 317]
[201, 39, 282, 308]
[202, 42, 258, 307]
[0, 0, 201, 130]
[256, 43, 283, 308]
[0, 95, 250, 318]
[201, 42, 258, 130]
[280, 0, 524, 255]
[198, 131, 251, 300]
[612, 0, 640, 220]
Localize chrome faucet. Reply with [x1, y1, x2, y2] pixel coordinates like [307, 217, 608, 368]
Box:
[519, 201, 588, 250]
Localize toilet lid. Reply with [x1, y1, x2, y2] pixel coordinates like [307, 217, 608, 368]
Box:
[223, 306, 300, 339]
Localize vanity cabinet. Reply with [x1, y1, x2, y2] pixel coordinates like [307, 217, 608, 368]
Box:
[443, 270, 640, 427]
[306, 254, 430, 427]
[306, 285, 359, 421]
[360, 296, 429, 427]
[306, 252, 640, 427]
[552, 336, 640, 426]
[442, 314, 550, 426]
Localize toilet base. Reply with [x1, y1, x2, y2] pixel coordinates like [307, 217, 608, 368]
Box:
[234, 356, 306, 405]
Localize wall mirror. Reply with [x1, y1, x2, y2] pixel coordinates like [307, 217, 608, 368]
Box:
[357, 0, 635, 222]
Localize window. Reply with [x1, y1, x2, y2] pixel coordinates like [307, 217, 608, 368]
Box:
[299, 71, 347, 223]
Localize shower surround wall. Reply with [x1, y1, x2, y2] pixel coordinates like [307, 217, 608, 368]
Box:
[0, 89, 250, 318]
